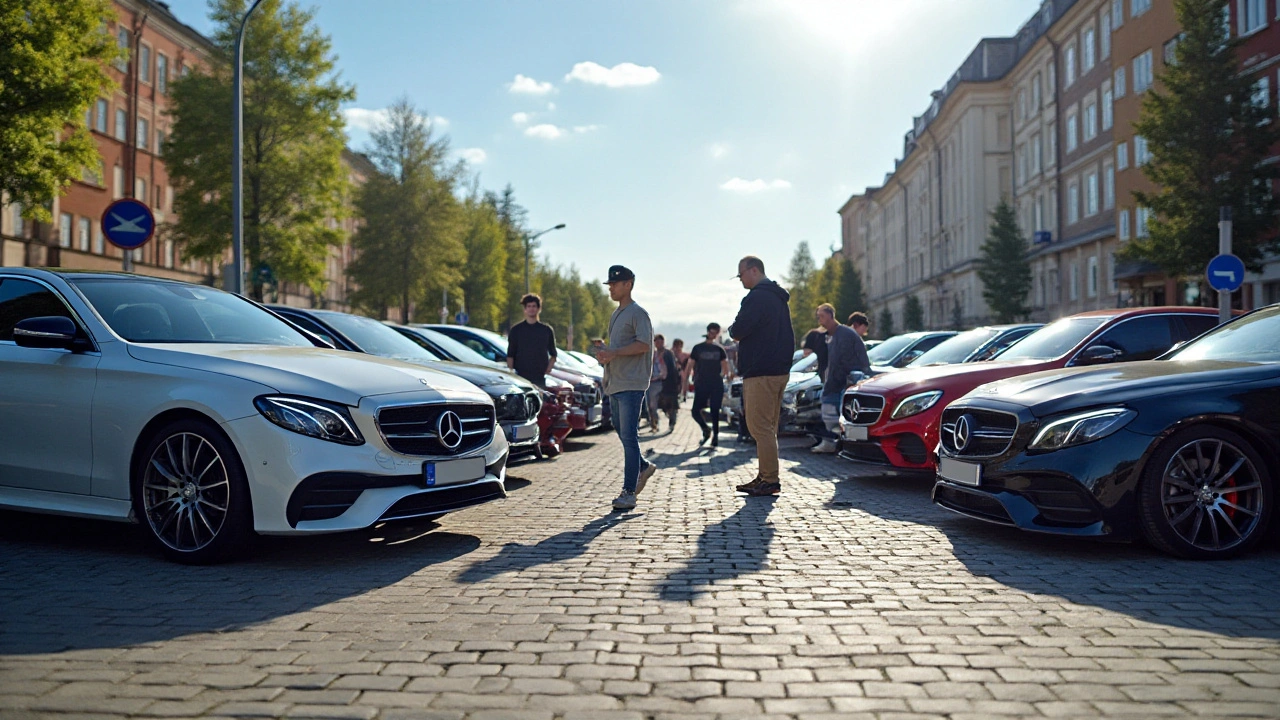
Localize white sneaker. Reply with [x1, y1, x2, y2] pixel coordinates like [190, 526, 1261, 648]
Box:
[811, 439, 839, 454]
[637, 463, 657, 495]
[612, 491, 637, 510]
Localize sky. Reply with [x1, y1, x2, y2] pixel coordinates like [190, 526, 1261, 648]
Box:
[161, 0, 1042, 339]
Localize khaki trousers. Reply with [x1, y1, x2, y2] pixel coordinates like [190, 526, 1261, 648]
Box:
[743, 375, 788, 483]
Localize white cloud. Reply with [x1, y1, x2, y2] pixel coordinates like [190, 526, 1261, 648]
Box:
[565, 61, 661, 88]
[573, 125, 601, 134]
[343, 107, 446, 132]
[524, 124, 565, 140]
[709, 143, 730, 159]
[459, 148, 487, 164]
[512, 112, 531, 125]
[720, 177, 792, 193]
[508, 74, 555, 95]
[547, 102, 557, 111]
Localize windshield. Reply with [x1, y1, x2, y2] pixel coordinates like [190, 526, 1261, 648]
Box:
[73, 279, 313, 346]
[791, 353, 818, 373]
[1170, 307, 1280, 363]
[321, 313, 437, 360]
[867, 334, 915, 364]
[995, 316, 1109, 361]
[557, 351, 595, 373]
[908, 328, 998, 367]
[409, 327, 492, 365]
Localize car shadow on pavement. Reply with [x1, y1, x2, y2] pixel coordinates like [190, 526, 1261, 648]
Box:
[658, 497, 776, 602]
[454, 511, 638, 584]
[0, 510, 480, 655]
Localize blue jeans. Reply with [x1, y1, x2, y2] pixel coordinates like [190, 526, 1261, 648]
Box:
[819, 392, 842, 440]
[609, 390, 652, 493]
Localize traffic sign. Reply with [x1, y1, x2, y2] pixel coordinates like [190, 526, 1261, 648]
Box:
[455, 311, 469, 325]
[101, 198, 155, 250]
[1206, 253, 1245, 293]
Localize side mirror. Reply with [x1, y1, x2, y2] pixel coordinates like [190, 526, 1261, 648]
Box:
[1077, 344, 1122, 365]
[896, 350, 923, 367]
[13, 316, 79, 351]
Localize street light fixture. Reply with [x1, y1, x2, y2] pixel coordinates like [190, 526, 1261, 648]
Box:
[231, 0, 265, 296]
[524, 223, 566, 293]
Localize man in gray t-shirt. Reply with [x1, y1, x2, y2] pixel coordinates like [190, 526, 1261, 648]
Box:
[813, 303, 870, 454]
[595, 265, 656, 511]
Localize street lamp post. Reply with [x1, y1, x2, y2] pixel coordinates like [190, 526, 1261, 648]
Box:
[524, 223, 566, 293]
[231, 0, 265, 296]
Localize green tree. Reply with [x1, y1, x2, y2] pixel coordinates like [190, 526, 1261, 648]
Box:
[811, 253, 840, 307]
[1126, 0, 1279, 277]
[165, 0, 353, 300]
[904, 294, 924, 331]
[977, 198, 1032, 322]
[835, 258, 865, 321]
[0, 0, 119, 220]
[951, 296, 964, 330]
[877, 308, 895, 340]
[784, 241, 817, 345]
[347, 98, 463, 321]
[457, 184, 508, 330]
[488, 185, 531, 329]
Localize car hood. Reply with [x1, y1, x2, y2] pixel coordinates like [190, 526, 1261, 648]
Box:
[400, 359, 534, 394]
[127, 344, 488, 406]
[856, 358, 1053, 400]
[969, 360, 1280, 416]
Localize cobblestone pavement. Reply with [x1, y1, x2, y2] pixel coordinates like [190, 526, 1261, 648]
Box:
[3, 415, 1280, 720]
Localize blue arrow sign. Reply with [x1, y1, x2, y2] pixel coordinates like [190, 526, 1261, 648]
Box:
[455, 311, 470, 325]
[1206, 253, 1245, 293]
[101, 198, 155, 250]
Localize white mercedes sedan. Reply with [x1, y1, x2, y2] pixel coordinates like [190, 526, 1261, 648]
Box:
[0, 269, 509, 563]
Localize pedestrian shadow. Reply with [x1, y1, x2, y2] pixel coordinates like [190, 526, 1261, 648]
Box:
[455, 512, 638, 583]
[503, 475, 533, 492]
[0, 510, 480, 655]
[658, 498, 776, 602]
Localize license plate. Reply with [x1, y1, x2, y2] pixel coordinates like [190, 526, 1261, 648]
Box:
[939, 456, 982, 487]
[844, 425, 868, 441]
[509, 423, 537, 441]
[423, 456, 486, 487]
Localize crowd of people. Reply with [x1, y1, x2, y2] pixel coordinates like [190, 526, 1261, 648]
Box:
[504, 256, 872, 511]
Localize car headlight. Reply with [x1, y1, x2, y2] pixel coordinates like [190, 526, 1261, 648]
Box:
[782, 390, 797, 406]
[254, 396, 364, 445]
[890, 390, 943, 420]
[1029, 407, 1136, 451]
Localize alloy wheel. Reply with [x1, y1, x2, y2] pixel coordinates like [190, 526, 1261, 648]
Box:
[1159, 438, 1264, 553]
[141, 432, 231, 553]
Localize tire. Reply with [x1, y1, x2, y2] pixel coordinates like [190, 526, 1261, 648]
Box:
[1138, 425, 1273, 560]
[132, 418, 253, 564]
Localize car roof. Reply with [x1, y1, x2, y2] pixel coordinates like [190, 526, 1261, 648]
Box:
[4, 267, 193, 284]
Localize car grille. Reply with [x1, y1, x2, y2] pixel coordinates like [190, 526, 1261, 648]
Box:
[939, 406, 1017, 457]
[378, 480, 507, 521]
[376, 403, 495, 456]
[573, 383, 600, 408]
[842, 392, 884, 425]
[495, 391, 541, 423]
[896, 433, 929, 465]
[933, 483, 1015, 525]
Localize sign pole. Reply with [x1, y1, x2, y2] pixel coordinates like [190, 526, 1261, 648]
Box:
[1218, 207, 1232, 326]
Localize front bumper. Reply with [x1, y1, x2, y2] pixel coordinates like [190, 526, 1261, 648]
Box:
[502, 417, 541, 458]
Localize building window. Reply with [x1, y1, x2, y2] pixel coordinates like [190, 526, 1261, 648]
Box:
[1119, 209, 1131, 239]
[1086, 171, 1100, 216]
[1070, 262, 1080, 301]
[1241, 0, 1267, 35]
[137, 118, 149, 150]
[1132, 0, 1151, 17]
[1253, 75, 1270, 108]
[1136, 206, 1150, 237]
[1102, 86, 1114, 129]
[1068, 181, 1080, 223]
[112, 165, 124, 200]
[1117, 141, 1129, 169]
[95, 99, 108, 133]
[1047, 124, 1057, 163]
[135, 177, 147, 201]
[1066, 111, 1079, 152]
[156, 129, 165, 156]
[164, 239, 175, 268]
[1088, 256, 1099, 297]
[1115, 67, 1127, 97]
[77, 217, 91, 251]
[1104, 161, 1115, 208]
[1035, 195, 1045, 231]
[1032, 132, 1042, 173]
[92, 225, 104, 254]
[1065, 44, 1077, 86]
[114, 108, 127, 141]
[59, 212, 73, 248]
[157, 54, 169, 94]
[115, 27, 129, 71]
[1112, 0, 1125, 28]
[1018, 90, 1027, 121]
[1084, 101, 1098, 141]
[165, 185, 174, 211]
[1135, 134, 1150, 164]
[1017, 145, 1027, 186]
[139, 44, 151, 83]
[1109, 252, 1118, 293]
[1134, 50, 1154, 93]
[1164, 35, 1181, 65]
[1083, 28, 1097, 72]
[1101, 12, 1112, 58]
[1032, 73, 1042, 109]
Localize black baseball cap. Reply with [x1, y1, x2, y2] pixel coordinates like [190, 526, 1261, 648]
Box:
[604, 265, 635, 284]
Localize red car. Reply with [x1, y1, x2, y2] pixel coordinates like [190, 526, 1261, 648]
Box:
[537, 379, 575, 457]
[838, 307, 1223, 475]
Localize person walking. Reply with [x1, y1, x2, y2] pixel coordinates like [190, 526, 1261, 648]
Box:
[671, 338, 691, 402]
[506, 293, 558, 386]
[659, 337, 681, 430]
[596, 265, 657, 511]
[645, 334, 668, 433]
[812, 303, 872, 453]
[800, 325, 828, 380]
[728, 256, 793, 496]
[689, 323, 731, 446]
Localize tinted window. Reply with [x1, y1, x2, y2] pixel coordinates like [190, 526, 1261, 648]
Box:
[997, 317, 1110, 361]
[908, 328, 999, 367]
[277, 311, 340, 348]
[1088, 315, 1176, 361]
[867, 335, 915, 364]
[317, 312, 436, 360]
[1179, 314, 1219, 341]
[393, 328, 447, 360]
[0, 278, 74, 341]
[977, 326, 1039, 360]
[1170, 306, 1280, 363]
[415, 327, 495, 365]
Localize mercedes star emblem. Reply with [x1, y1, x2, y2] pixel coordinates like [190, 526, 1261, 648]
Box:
[954, 414, 974, 452]
[436, 410, 464, 450]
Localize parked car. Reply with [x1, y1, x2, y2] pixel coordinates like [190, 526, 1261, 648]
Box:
[391, 324, 573, 458]
[867, 330, 958, 373]
[267, 307, 545, 463]
[427, 325, 606, 432]
[840, 307, 1223, 476]
[933, 304, 1280, 560]
[905, 324, 1042, 368]
[0, 270, 508, 563]
[728, 353, 817, 431]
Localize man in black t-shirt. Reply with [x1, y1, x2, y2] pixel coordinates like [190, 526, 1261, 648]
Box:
[506, 293, 558, 386]
[689, 322, 731, 446]
[801, 326, 828, 380]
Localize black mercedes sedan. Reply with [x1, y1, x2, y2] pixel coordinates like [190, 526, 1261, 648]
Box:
[933, 304, 1280, 560]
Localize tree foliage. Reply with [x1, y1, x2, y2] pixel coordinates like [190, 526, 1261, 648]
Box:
[530, 263, 615, 352]
[487, 185, 532, 329]
[165, 0, 353, 299]
[456, 183, 508, 331]
[0, 0, 119, 220]
[346, 98, 462, 321]
[877, 307, 895, 340]
[904, 294, 924, 331]
[1126, 0, 1280, 275]
[784, 241, 817, 345]
[977, 198, 1032, 322]
[835, 258, 865, 321]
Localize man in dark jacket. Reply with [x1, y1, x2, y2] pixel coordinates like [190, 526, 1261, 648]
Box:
[728, 255, 793, 496]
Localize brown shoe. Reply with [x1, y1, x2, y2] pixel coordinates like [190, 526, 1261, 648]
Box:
[747, 482, 780, 496]
[735, 477, 763, 493]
